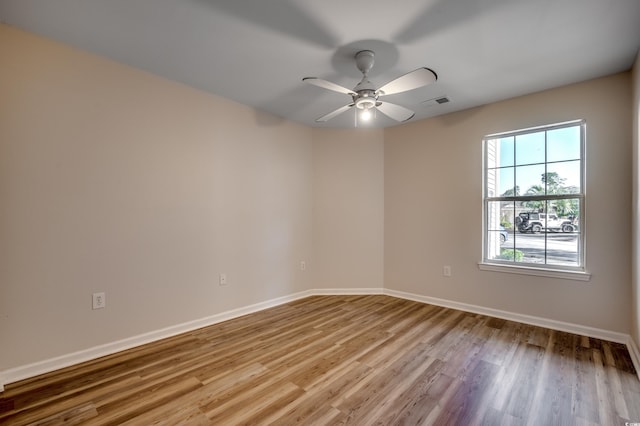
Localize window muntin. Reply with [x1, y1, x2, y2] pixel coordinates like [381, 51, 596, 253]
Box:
[483, 120, 585, 271]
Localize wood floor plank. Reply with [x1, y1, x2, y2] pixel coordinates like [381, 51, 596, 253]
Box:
[593, 347, 627, 425]
[1, 295, 639, 425]
[431, 359, 501, 425]
[27, 402, 98, 426]
[334, 343, 437, 423]
[480, 319, 524, 367]
[601, 341, 631, 419]
[91, 377, 203, 425]
[122, 362, 267, 426]
[0, 375, 143, 426]
[573, 346, 600, 424]
[369, 358, 445, 425]
[207, 381, 304, 425]
[489, 334, 527, 411]
[525, 331, 576, 426]
[264, 361, 373, 425]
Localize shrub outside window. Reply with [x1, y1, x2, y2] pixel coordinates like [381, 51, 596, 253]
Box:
[482, 120, 585, 274]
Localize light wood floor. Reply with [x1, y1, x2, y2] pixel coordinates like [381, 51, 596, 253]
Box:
[1, 295, 639, 425]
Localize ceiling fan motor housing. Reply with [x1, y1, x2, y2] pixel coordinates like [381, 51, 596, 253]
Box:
[353, 51, 379, 110]
[355, 50, 375, 75]
[354, 92, 377, 110]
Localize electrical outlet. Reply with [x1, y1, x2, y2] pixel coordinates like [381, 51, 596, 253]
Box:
[443, 265, 452, 277]
[92, 292, 106, 310]
[300, 261, 306, 271]
[219, 273, 228, 286]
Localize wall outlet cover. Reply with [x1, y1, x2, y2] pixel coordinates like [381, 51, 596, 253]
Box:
[92, 292, 106, 310]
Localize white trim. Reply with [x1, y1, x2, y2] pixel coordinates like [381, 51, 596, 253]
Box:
[383, 288, 628, 343]
[628, 337, 640, 381]
[0, 286, 634, 390]
[478, 262, 591, 281]
[312, 287, 384, 295]
[485, 119, 585, 139]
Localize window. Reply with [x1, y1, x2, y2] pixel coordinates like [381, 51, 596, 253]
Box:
[481, 120, 587, 278]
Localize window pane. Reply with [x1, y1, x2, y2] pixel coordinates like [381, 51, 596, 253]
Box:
[487, 201, 506, 261]
[516, 164, 545, 196]
[486, 139, 499, 169]
[499, 136, 514, 167]
[499, 167, 515, 196]
[515, 233, 547, 265]
[546, 233, 579, 267]
[515, 132, 545, 165]
[487, 231, 508, 261]
[547, 161, 580, 194]
[515, 200, 540, 233]
[487, 201, 502, 231]
[486, 167, 497, 197]
[498, 206, 515, 260]
[547, 126, 580, 162]
[500, 201, 516, 233]
[548, 197, 580, 225]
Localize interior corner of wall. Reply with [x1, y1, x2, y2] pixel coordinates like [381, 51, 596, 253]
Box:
[627, 336, 640, 381]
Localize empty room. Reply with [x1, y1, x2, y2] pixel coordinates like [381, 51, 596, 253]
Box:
[1, 0, 640, 424]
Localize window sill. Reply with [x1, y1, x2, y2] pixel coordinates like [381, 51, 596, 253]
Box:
[478, 262, 591, 281]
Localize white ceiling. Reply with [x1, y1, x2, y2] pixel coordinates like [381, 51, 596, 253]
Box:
[1, 0, 639, 128]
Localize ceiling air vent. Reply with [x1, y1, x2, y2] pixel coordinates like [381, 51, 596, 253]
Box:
[421, 96, 451, 107]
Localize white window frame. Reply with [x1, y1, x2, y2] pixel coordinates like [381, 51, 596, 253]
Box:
[479, 120, 590, 281]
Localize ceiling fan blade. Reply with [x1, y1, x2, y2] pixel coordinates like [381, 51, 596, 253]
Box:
[316, 103, 355, 122]
[303, 77, 356, 95]
[377, 68, 437, 96]
[376, 102, 415, 122]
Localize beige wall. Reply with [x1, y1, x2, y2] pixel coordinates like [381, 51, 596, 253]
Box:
[0, 25, 314, 371]
[632, 51, 640, 349]
[311, 129, 385, 290]
[385, 73, 632, 333]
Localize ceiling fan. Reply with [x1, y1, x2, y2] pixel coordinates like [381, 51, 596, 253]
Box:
[303, 50, 437, 123]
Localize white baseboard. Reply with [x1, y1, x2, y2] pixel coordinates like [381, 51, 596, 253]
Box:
[383, 288, 629, 344]
[312, 287, 384, 295]
[627, 337, 640, 381]
[0, 287, 635, 390]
